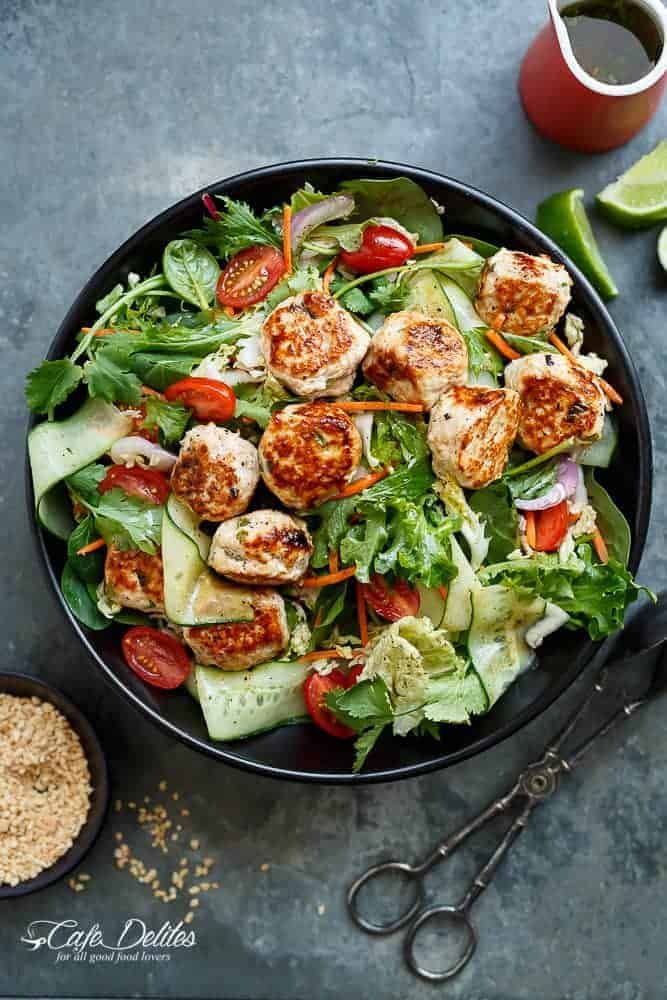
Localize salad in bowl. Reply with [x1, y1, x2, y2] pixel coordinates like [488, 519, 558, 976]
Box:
[26, 174, 646, 772]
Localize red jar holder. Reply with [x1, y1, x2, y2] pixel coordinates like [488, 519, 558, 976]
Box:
[519, 0, 667, 153]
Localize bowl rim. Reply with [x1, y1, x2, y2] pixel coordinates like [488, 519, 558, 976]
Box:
[0, 671, 109, 896]
[26, 156, 653, 784]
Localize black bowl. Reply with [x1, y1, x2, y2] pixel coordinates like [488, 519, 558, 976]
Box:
[28, 158, 652, 783]
[0, 672, 109, 896]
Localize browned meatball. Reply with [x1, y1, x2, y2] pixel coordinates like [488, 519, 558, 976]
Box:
[182, 589, 289, 671]
[104, 545, 164, 613]
[258, 403, 362, 509]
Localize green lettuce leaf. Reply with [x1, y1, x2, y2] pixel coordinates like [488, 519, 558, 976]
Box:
[469, 481, 519, 564]
[480, 543, 645, 640]
[340, 177, 444, 244]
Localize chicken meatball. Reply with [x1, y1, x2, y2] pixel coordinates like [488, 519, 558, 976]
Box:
[104, 545, 164, 613]
[182, 588, 289, 671]
[208, 510, 313, 585]
[428, 386, 521, 489]
[170, 424, 259, 522]
[362, 310, 468, 410]
[475, 249, 572, 335]
[258, 403, 362, 509]
[262, 290, 370, 397]
[504, 352, 606, 454]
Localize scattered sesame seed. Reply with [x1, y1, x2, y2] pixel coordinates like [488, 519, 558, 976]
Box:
[189, 839, 199, 851]
[317, 903, 326, 916]
[189, 898, 199, 908]
[158, 781, 167, 791]
[260, 863, 270, 873]
[184, 911, 194, 924]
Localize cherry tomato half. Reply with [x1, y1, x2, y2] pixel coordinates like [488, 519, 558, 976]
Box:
[533, 500, 569, 552]
[216, 245, 285, 309]
[361, 574, 421, 622]
[98, 465, 170, 505]
[164, 377, 236, 423]
[304, 667, 360, 740]
[339, 225, 414, 274]
[122, 627, 192, 690]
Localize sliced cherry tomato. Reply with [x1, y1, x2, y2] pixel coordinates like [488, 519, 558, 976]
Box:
[361, 574, 421, 622]
[98, 465, 170, 505]
[339, 225, 414, 274]
[216, 245, 285, 309]
[122, 627, 192, 690]
[534, 500, 569, 552]
[164, 377, 236, 423]
[304, 667, 360, 740]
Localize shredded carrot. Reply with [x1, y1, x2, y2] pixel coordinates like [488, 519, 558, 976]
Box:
[490, 313, 507, 331]
[411, 242, 446, 255]
[484, 328, 521, 361]
[299, 649, 352, 663]
[76, 537, 106, 556]
[328, 549, 340, 574]
[334, 401, 425, 413]
[314, 609, 323, 628]
[323, 255, 339, 293]
[282, 203, 292, 272]
[548, 332, 623, 406]
[333, 468, 389, 498]
[86, 327, 140, 337]
[525, 510, 537, 549]
[592, 528, 609, 564]
[301, 566, 357, 588]
[437, 585, 449, 602]
[355, 579, 369, 647]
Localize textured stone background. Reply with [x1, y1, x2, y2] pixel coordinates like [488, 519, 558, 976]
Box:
[1, 1, 666, 997]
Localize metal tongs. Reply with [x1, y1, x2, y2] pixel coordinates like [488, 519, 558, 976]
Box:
[348, 594, 667, 983]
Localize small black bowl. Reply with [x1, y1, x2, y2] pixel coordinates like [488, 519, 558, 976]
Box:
[27, 158, 653, 783]
[0, 673, 109, 897]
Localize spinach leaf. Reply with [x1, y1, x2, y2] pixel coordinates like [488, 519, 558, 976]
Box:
[25, 359, 83, 417]
[83, 352, 142, 404]
[67, 515, 105, 583]
[506, 461, 558, 502]
[585, 469, 631, 566]
[469, 481, 519, 563]
[309, 582, 349, 650]
[163, 239, 220, 310]
[340, 177, 443, 244]
[61, 561, 109, 630]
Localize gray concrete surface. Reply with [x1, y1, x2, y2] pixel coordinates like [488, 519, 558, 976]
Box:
[1, 0, 666, 997]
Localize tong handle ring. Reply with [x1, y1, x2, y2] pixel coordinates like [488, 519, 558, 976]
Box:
[404, 904, 477, 983]
[347, 861, 425, 935]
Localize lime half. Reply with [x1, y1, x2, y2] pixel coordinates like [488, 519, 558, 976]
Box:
[536, 188, 618, 300]
[658, 226, 667, 272]
[596, 140, 667, 229]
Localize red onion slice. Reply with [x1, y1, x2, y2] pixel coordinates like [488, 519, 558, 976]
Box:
[557, 456, 581, 498]
[110, 436, 177, 472]
[514, 483, 567, 511]
[291, 194, 355, 254]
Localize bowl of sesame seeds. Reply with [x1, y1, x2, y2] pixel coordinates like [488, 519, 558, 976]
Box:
[0, 672, 109, 897]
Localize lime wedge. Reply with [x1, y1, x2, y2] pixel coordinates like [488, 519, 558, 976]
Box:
[596, 140, 667, 228]
[658, 226, 667, 271]
[536, 188, 618, 301]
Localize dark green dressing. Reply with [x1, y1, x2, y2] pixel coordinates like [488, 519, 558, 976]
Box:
[560, 0, 662, 84]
